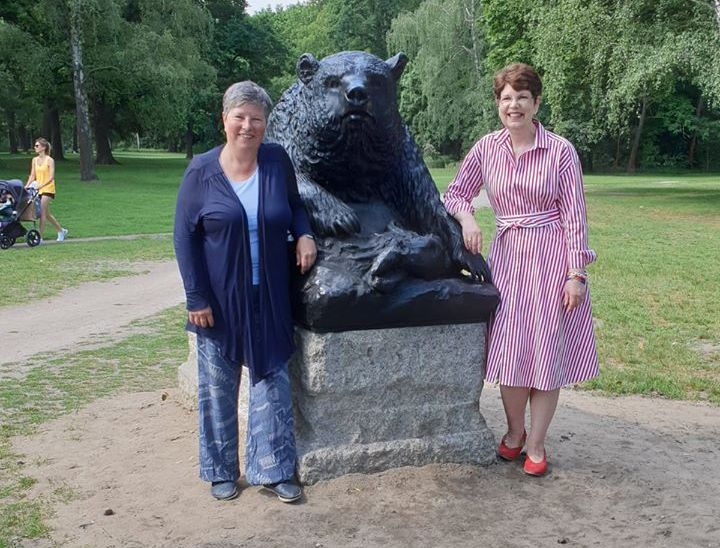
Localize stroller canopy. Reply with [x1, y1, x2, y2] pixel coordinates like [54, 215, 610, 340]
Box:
[0, 179, 26, 203]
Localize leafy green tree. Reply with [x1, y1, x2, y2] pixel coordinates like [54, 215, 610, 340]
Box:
[0, 1, 75, 160]
[0, 20, 38, 154]
[532, 0, 720, 170]
[530, 0, 610, 166]
[481, 0, 535, 72]
[254, 0, 423, 101]
[388, 0, 493, 156]
[211, 9, 288, 92]
[320, 0, 422, 58]
[58, 0, 216, 163]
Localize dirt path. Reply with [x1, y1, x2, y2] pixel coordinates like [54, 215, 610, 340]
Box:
[6, 251, 720, 547]
[1, 260, 184, 371]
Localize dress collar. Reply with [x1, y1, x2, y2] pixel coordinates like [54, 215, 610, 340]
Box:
[493, 120, 549, 152]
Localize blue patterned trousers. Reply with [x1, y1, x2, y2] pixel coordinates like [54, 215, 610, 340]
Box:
[196, 335, 297, 485]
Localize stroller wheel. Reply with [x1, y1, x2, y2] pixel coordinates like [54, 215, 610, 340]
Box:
[26, 229, 41, 247]
[0, 235, 15, 249]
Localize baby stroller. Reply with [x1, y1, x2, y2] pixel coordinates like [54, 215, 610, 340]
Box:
[0, 179, 41, 249]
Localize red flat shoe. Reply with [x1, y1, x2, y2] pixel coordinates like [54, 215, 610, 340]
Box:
[523, 451, 548, 476]
[497, 430, 527, 461]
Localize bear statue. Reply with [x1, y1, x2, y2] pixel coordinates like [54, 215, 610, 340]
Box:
[266, 51, 499, 331]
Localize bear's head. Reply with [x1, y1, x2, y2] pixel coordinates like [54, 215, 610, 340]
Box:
[288, 51, 409, 176]
[296, 51, 407, 124]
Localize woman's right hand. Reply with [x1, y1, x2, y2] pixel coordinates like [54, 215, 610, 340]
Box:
[188, 306, 214, 328]
[456, 212, 483, 254]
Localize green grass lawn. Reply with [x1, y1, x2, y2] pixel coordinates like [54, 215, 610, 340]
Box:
[0, 151, 187, 238]
[580, 175, 719, 401]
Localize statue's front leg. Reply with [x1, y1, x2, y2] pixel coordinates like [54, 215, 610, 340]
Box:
[298, 174, 361, 237]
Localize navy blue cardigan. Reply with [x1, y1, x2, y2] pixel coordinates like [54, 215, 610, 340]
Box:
[173, 143, 312, 382]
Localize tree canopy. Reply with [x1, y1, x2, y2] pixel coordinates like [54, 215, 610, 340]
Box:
[1, 0, 719, 172]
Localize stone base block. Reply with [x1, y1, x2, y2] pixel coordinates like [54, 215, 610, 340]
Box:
[290, 323, 495, 484]
[297, 431, 495, 485]
[177, 333, 199, 411]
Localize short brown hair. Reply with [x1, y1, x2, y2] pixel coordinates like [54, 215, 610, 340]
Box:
[493, 63, 542, 99]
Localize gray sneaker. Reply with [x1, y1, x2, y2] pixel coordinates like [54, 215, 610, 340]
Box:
[262, 481, 302, 503]
[211, 481, 239, 501]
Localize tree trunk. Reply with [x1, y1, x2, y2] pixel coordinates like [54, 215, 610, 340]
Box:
[43, 105, 65, 161]
[92, 98, 118, 165]
[714, 0, 720, 31]
[613, 132, 621, 170]
[18, 126, 32, 151]
[688, 95, 703, 168]
[72, 122, 78, 152]
[51, 108, 64, 160]
[7, 111, 19, 154]
[464, 0, 483, 85]
[705, 146, 710, 171]
[69, 0, 98, 180]
[185, 125, 194, 159]
[42, 105, 52, 143]
[167, 138, 178, 153]
[627, 95, 647, 173]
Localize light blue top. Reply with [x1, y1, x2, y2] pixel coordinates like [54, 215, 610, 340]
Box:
[230, 169, 260, 284]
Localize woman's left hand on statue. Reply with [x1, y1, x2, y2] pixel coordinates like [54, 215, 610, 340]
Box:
[296, 235, 317, 274]
[562, 279, 587, 312]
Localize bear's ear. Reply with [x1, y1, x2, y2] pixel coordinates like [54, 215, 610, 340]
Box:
[385, 52, 408, 81]
[297, 54, 319, 85]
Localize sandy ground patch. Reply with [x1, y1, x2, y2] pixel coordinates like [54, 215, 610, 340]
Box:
[13, 384, 720, 548]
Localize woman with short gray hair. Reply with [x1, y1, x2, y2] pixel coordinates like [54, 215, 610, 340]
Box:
[174, 81, 316, 502]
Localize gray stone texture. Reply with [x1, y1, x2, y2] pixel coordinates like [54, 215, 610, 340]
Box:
[178, 324, 496, 485]
[177, 332, 198, 411]
[289, 324, 495, 484]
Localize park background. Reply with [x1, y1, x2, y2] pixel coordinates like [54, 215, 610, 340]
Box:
[0, 0, 719, 545]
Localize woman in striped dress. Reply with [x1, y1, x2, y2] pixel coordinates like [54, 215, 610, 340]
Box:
[444, 63, 598, 476]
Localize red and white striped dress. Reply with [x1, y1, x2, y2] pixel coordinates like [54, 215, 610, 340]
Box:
[445, 122, 599, 390]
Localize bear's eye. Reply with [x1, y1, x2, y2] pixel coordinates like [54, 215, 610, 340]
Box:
[324, 76, 341, 89]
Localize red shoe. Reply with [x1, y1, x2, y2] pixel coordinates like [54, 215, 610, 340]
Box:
[497, 430, 526, 461]
[523, 451, 548, 476]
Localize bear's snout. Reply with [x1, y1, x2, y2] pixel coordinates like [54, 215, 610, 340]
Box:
[345, 82, 368, 108]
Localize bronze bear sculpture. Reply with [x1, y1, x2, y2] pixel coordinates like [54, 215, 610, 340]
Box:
[266, 51, 498, 331]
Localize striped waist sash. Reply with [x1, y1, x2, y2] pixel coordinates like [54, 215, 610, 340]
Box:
[495, 209, 561, 238]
